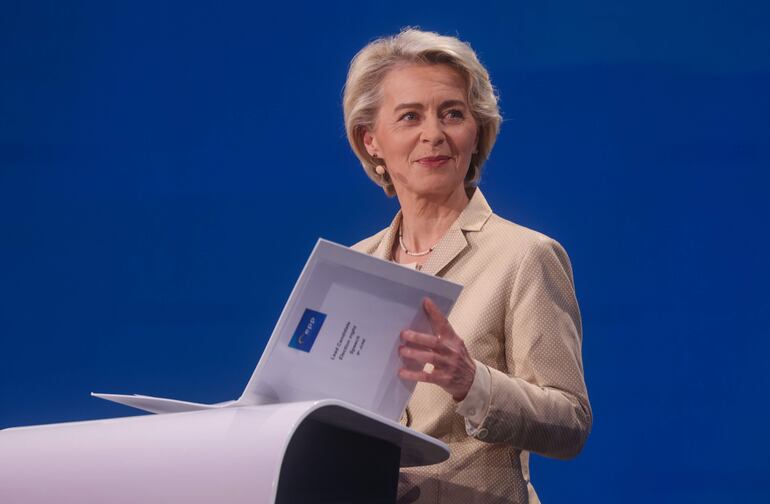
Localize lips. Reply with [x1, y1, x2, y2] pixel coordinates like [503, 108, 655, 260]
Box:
[416, 155, 452, 167]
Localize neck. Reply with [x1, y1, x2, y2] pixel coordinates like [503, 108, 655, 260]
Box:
[396, 185, 470, 253]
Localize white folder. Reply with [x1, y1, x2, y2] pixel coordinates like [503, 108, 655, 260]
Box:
[93, 239, 462, 421]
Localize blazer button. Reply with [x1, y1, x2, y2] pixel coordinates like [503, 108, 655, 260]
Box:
[477, 428, 489, 439]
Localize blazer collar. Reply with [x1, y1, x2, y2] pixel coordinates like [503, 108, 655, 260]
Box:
[372, 188, 493, 276]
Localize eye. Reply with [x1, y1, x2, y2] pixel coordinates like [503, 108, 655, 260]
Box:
[444, 109, 465, 121]
[398, 111, 419, 122]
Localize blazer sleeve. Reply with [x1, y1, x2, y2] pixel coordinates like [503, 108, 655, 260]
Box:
[472, 237, 592, 459]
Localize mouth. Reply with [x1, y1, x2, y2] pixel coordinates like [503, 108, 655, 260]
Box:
[416, 155, 453, 167]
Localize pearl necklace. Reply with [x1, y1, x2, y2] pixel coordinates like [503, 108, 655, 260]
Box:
[398, 226, 439, 257]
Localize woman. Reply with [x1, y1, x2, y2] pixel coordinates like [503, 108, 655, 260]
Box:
[344, 29, 591, 503]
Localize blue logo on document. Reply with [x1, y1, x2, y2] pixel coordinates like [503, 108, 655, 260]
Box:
[289, 309, 326, 352]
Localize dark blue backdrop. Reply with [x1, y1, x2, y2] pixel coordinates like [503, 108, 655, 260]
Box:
[2, 1, 769, 502]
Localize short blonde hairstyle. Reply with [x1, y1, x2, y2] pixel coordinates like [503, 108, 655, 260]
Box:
[343, 28, 502, 197]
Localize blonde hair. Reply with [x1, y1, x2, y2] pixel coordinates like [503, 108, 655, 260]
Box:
[343, 28, 502, 196]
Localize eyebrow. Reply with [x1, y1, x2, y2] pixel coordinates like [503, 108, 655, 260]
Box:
[392, 100, 468, 113]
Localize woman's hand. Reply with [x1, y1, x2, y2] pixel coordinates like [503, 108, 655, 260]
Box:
[398, 298, 476, 401]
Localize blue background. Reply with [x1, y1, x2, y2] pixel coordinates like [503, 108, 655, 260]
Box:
[2, 1, 769, 501]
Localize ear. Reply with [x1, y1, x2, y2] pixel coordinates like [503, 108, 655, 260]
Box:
[362, 129, 379, 157]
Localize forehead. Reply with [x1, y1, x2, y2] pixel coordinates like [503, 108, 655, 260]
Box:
[379, 64, 468, 106]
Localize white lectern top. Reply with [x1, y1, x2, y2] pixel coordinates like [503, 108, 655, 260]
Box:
[0, 400, 449, 504]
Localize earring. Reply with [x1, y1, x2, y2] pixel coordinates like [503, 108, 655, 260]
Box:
[372, 153, 386, 176]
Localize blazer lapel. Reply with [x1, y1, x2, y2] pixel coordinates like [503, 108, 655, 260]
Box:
[369, 189, 493, 275]
[420, 189, 493, 276]
[420, 227, 468, 276]
[372, 211, 401, 261]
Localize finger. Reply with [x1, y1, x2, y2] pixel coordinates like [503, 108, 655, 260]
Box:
[398, 366, 466, 399]
[399, 345, 450, 368]
[398, 367, 439, 384]
[400, 354, 426, 371]
[397, 344, 430, 370]
[423, 298, 451, 337]
[400, 329, 443, 351]
[400, 356, 435, 375]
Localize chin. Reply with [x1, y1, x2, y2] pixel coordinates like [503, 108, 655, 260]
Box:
[410, 180, 465, 199]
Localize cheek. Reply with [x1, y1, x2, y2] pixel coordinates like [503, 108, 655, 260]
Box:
[389, 136, 419, 159]
[372, 126, 404, 156]
[458, 129, 479, 155]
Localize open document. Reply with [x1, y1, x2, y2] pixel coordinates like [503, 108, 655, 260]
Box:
[94, 239, 463, 421]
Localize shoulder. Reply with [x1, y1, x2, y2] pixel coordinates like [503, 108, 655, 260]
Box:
[473, 212, 576, 286]
[464, 213, 579, 315]
[482, 213, 570, 259]
[350, 227, 389, 254]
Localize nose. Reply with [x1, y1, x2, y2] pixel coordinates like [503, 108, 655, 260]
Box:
[420, 116, 445, 146]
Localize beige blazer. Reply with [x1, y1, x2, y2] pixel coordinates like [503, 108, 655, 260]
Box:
[352, 189, 592, 504]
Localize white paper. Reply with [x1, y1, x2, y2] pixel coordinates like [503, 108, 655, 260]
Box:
[94, 239, 463, 421]
[89, 394, 235, 414]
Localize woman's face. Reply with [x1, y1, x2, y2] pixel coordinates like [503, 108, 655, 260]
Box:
[363, 64, 478, 200]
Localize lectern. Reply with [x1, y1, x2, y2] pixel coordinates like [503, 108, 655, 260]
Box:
[0, 399, 448, 504]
